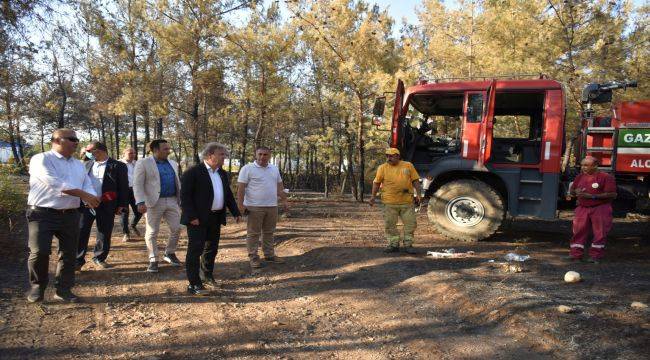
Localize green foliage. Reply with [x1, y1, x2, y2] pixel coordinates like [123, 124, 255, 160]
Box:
[2, 0, 648, 199]
[0, 166, 26, 226]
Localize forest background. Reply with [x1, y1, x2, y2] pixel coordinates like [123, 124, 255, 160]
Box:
[1, 0, 648, 201]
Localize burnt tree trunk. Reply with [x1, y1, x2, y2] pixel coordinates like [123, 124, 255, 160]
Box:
[356, 93, 365, 201]
[240, 99, 250, 167]
[131, 111, 137, 158]
[53, 53, 67, 128]
[98, 112, 107, 144]
[254, 68, 266, 149]
[293, 141, 301, 189]
[344, 115, 358, 200]
[154, 118, 163, 139]
[114, 115, 120, 155]
[191, 98, 200, 164]
[143, 103, 150, 158]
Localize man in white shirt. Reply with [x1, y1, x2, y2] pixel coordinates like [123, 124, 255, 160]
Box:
[237, 146, 288, 269]
[180, 143, 241, 295]
[119, 147, 142, 241]
[76, 141, 129, 270]
[26, 129, 100, 303]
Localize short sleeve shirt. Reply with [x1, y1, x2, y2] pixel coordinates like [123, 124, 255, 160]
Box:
[237, 162, 283, 207]
[373, 161, 420, 205]
[571, 172, 617, 207]
[27, 150, 97, 209]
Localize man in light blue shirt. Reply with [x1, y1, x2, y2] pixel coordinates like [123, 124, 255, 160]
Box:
[133, 139, 182, 273]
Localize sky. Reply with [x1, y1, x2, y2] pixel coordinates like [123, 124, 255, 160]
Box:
[373, 0, 421, 26]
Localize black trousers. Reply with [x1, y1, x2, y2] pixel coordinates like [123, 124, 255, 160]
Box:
[27, 208, 80, 290]
[121, 187, 142, 234]
[77, 203, 116, 265]
[186, 211, 223, 286]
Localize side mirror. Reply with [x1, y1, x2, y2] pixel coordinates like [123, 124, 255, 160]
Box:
[372, 97, 386, 127]
[372, 97, 386, 116]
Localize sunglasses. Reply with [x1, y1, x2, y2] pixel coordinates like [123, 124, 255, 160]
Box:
[60, 136, 80, 143]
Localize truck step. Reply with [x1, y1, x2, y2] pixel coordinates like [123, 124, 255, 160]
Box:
[587, 147, 614, 152]
[519, 179, 543, 184]
[518, 197, 542, 201]
[587, 127, 615, 133]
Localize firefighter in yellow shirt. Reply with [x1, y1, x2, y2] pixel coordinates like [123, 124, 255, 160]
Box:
[369, 148, 422, 254]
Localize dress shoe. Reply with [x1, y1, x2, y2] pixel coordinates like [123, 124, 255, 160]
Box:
[264, 256, 285, 264]
[93, 259, 112, 269]
[250, 258, 262, 269]
[187, 284, 210, 296]
[163, 253, 182, 266]
[200, 273, 220, 289]
[130, 225, 141, 237]
[53, 289, 79, 303]
[147, 261, 159, 273]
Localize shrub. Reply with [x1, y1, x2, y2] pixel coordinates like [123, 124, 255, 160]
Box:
[0, 166, 27, 230]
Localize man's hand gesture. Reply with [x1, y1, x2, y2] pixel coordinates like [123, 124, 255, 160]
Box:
[82, 193, 101, 208]
[414, 196, 421, 206]
[574, 188, 589, 199]
[137, 203, 147, 214]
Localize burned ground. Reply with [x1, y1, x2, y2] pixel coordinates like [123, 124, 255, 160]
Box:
[0, 195, 648, 359]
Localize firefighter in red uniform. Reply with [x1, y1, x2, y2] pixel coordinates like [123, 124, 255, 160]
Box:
[567, 156, 617, 263]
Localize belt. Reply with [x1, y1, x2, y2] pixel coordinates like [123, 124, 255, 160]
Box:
[210, 209, 224, 214]
[28, 206, 78, 214]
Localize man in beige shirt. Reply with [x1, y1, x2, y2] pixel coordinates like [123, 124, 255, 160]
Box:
[237, 146, 288, 269]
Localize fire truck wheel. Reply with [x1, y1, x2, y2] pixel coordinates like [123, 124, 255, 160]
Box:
[428, 179, 504, 242]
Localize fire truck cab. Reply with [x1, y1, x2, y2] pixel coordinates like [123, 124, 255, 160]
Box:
[373, 77, 648, 241]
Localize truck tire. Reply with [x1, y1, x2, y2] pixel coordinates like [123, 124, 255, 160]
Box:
[427, 179, 504, 242]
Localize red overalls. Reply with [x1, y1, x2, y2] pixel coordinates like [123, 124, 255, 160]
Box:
[570, 172, 617, 260]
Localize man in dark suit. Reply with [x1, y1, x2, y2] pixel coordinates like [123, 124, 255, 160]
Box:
[77, 141, 129, 269]
[181, 142, 241, 296]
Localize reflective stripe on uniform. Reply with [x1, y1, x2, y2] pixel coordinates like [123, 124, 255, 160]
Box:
[591, 244, 605, 249]
[570, 244, 585, 248]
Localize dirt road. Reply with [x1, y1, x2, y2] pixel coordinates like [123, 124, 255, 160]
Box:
[1, 195, 649, 359]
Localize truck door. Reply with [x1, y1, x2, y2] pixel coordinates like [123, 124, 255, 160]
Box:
[391, 79, 405, 149]
[478, 80, 497, 166]
[461, 91, 485, 160]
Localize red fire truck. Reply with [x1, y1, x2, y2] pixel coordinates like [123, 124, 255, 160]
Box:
[372, 77, 649, 241]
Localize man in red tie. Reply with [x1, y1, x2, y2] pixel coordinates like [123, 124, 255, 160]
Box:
[76, 141, 129, 270]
